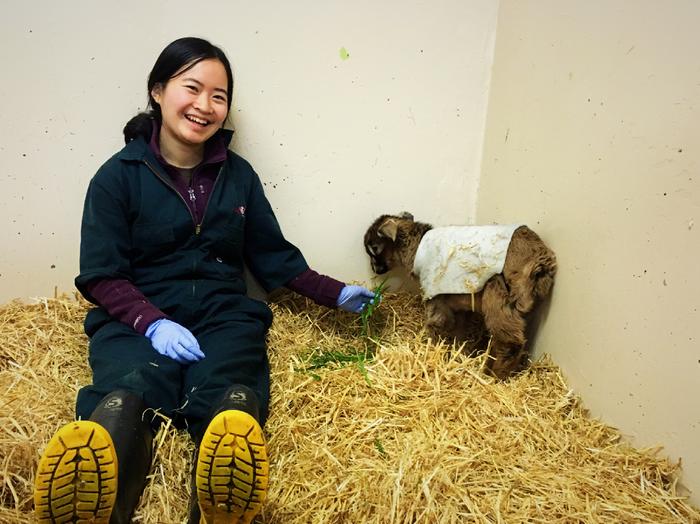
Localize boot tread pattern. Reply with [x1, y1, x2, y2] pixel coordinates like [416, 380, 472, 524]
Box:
[196, 410, 269, 523]
[34, 420, 117, 523]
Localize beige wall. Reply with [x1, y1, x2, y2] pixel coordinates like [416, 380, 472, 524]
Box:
[0, 0, 498, 302]
[479, 0, 700, 502]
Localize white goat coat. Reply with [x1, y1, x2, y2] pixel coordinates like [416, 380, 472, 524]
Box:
[412, 225, 522, 299]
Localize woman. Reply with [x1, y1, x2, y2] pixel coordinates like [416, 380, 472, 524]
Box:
[34, 37, 374, 524]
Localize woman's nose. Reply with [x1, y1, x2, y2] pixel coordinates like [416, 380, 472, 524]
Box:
[194, 93, 212, 113]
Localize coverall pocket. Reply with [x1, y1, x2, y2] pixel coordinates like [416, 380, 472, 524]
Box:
[131, 223, 177, 259]
[211, 216, 244, 263]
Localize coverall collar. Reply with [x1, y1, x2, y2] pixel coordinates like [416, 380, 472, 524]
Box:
[116, 123, 234, 163]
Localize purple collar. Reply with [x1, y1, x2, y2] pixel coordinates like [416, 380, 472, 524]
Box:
[148, 120, 228, 168]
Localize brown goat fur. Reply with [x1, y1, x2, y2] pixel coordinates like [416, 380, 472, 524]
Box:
[364, 213, 557, 379]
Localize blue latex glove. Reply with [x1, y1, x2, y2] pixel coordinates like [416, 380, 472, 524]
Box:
[336, 285, 376, 313]
[145, 319, 205, 364]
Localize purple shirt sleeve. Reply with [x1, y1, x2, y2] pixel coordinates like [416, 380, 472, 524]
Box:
[285, 268, 345, 308]
[86, 279, 167, 335]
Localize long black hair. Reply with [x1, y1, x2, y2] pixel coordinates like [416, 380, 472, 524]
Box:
[123, 37, 234, 144]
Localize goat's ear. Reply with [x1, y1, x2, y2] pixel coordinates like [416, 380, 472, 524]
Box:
[377, 219, 399, 241]
[399, 211, 414, 221]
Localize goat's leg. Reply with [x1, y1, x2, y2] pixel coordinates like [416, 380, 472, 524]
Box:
[481, 275, 528, 379]
[424, 297, 456, 337]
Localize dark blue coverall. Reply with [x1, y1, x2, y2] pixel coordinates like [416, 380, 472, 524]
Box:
[74, 130, 308, 437]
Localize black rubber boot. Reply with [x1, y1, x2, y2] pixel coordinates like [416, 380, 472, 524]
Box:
[188, 385, 269, 524]
[34, 390, 153, 524]
[90, 390, 154, 524]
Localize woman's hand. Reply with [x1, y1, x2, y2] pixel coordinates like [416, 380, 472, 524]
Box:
[336, 285, 376, 313]
[145, 319, 205, 364]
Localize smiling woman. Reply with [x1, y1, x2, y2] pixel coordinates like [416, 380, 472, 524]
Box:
[123, 37, 234, 167]
[151, 59, 230, 168]
[32, 36, 375, 524]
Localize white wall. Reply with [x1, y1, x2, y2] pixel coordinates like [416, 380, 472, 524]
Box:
[0, 0, 498, 302]
[478, 0, 700, 503]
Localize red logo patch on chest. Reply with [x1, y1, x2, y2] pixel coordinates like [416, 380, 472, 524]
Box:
[234, 206, 246, 216]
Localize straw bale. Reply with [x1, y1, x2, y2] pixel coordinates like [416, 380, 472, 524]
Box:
[0, 292, 698, 523]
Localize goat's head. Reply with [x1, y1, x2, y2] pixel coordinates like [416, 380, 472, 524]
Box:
[363, 212, 416, 274]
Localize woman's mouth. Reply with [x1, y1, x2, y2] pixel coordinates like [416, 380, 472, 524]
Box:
[185, 114, 210, 127]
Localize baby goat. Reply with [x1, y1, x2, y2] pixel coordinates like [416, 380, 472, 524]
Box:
[364, 212, 556, 379]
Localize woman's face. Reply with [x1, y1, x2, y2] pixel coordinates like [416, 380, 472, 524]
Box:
[151, 58, 229, 151]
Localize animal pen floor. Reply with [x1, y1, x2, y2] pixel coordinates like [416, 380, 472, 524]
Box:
[0, 293, 698, 523]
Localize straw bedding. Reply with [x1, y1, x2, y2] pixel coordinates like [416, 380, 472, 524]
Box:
[0, 292, 698, 523]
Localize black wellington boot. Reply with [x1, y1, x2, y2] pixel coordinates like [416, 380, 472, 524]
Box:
[188, 384, 269, 524]
[89, 390, 154, 524]
[34, 390, 153, 524]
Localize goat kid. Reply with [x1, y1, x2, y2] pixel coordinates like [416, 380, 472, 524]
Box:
[364, 212, 556, 379]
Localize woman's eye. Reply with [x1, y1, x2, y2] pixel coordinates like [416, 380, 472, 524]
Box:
[185, 85, 198, 92]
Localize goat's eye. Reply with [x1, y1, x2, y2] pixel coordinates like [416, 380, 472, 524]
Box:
[368, 243, 383, 256]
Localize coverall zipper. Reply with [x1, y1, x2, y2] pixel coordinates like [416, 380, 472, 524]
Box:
[144, 160, 225, 236]
[197, 165, 225, 234]
[145, 160, 225, 297]
[144, 160, 198, 232]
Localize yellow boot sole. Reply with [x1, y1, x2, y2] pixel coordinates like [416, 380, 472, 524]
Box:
[34, 420, 118, 523]
[196, 410, 269, 524]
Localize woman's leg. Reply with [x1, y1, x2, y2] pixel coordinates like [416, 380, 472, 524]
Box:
[180, 317, 270, 438]
[182, 312, 271, 524]
[35, 320, 180, 523]
[76, 320, 183, 421]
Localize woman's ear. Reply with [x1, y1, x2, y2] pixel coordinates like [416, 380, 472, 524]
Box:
[150, 84, 163, 105]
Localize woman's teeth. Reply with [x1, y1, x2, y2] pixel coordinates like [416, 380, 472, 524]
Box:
[186, 115, 208, 126]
